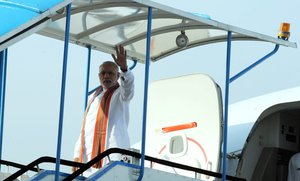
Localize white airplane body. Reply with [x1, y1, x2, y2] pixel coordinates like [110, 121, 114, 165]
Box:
[132, 75, 300, 180]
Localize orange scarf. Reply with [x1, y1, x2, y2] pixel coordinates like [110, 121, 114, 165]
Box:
[79, 83, 119, 168]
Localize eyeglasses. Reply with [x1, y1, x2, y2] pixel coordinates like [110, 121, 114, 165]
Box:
[99, 71, 116, 76]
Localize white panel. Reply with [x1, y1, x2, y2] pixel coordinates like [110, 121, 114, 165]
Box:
[89, 163, 202, 181]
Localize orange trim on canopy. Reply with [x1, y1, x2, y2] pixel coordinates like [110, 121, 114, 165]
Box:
[162, 122, 197, 133]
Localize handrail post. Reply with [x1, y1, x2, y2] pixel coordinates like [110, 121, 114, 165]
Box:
[137, 6, 152, 181]
[55, 3, 72, 181]
[222, 31, 232, 181]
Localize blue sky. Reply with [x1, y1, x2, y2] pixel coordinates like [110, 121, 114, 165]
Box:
[2, 0, 300, 173]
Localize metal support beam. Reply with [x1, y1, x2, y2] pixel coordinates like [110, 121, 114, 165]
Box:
[55, 3, 72, 181]
[222, 31, 232, 181]
[230, 44, 279, 83]
[0, 49, 7, 169]
[84, 46, 92, 109]
[129, 59, 137, 70]
[137, 6, 152, 181]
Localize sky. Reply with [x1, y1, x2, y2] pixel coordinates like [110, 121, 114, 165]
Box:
[1, 0, 300, 174]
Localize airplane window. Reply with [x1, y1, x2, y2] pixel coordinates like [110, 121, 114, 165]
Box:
[286, 134, 296, 143]
[170, 136, 184, 154]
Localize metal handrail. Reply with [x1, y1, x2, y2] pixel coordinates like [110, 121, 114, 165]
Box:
[0, 159, 39, 172]
[3, 148, 246, 181]
[65, 148, 246, 181]
[4, 156, 84, 181]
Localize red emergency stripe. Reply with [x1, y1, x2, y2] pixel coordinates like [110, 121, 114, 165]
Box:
[162, 122, 197, 133]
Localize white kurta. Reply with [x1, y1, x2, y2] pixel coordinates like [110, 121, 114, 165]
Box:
[73, 70, 134, 164]
[288, 153, 300, 181]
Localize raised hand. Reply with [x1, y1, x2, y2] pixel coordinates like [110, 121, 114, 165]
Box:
[112, 45, 127, 71]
